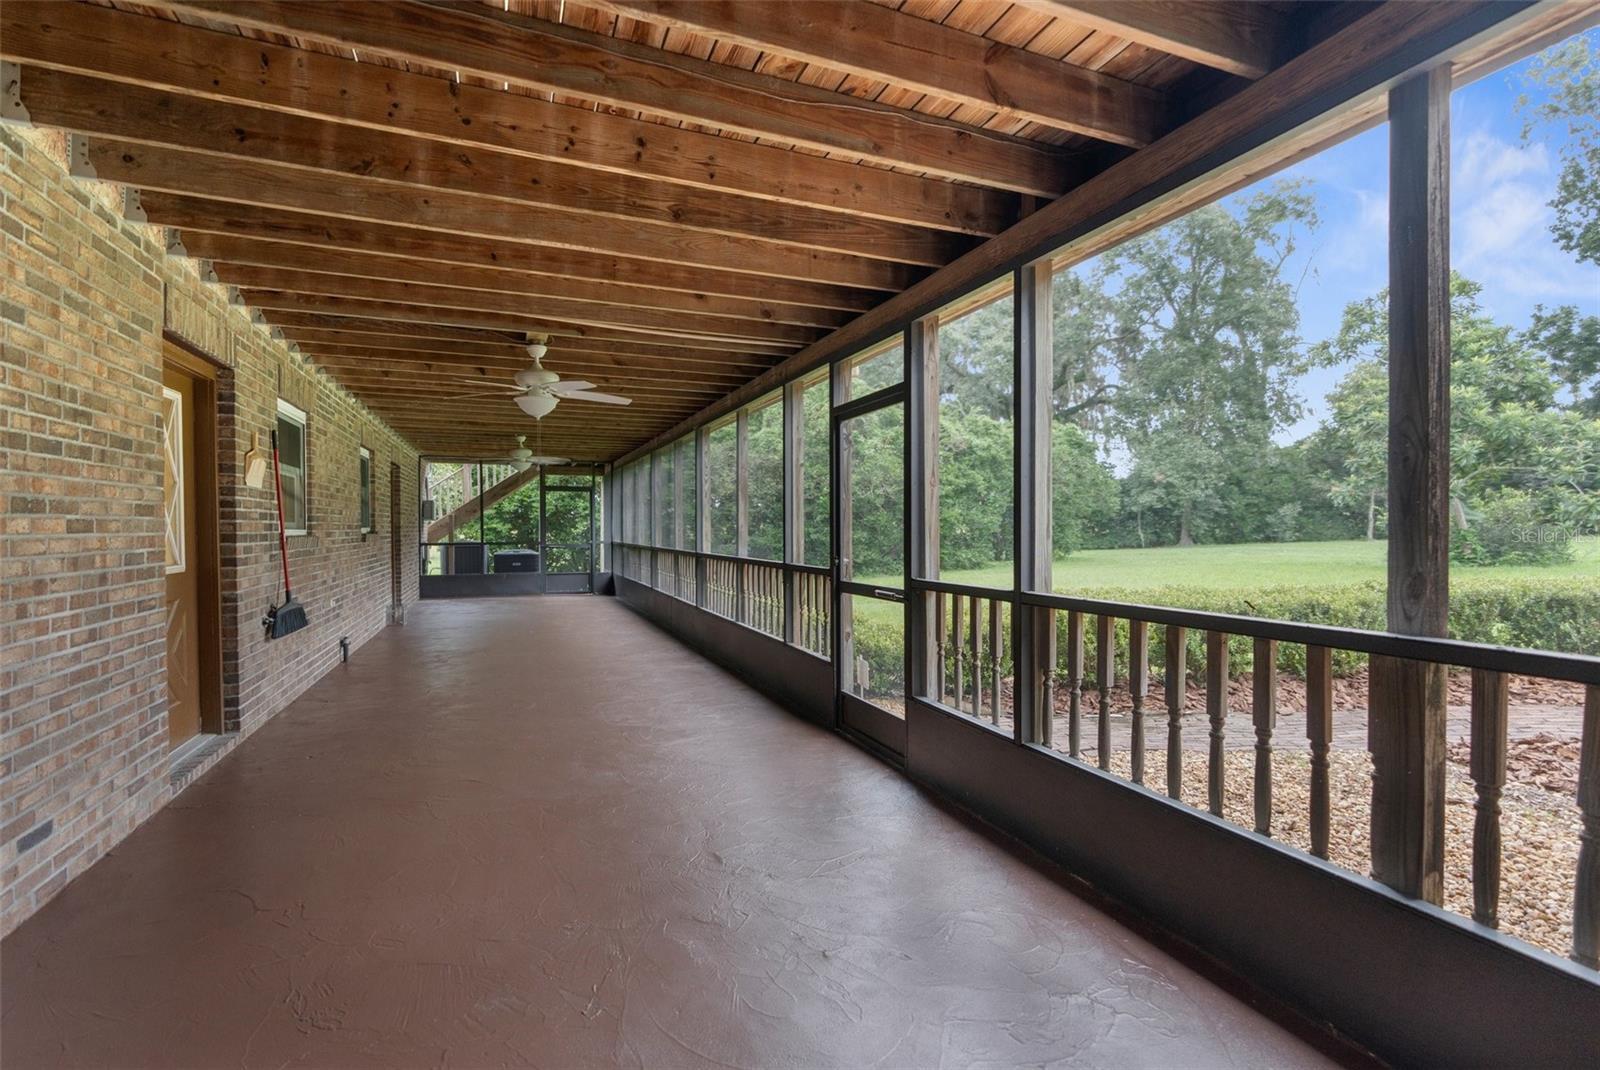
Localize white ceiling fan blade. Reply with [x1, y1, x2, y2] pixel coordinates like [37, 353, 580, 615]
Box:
[450, 388, 524, 399]
[561, 390, 632, 406]
[548, 379, 597, 393]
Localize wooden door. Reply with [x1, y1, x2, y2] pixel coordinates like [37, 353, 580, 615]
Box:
[161, 346, 221, 747]
[162, 365, 202, 745]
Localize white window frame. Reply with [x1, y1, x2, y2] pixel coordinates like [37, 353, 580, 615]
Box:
[276, 399, 309, 536]
[358, 446, 374, 534]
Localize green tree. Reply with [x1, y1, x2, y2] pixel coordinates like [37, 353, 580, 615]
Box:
[1082, 182, 1319, 545]
[1314, 274, 1600, 564]
[1519, 31, 1600, 266]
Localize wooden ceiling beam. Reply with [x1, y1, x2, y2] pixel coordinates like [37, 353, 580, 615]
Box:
[79, 140, 920, 292]
[242, 292, 797, 354]
[1010, 1, 1289, 80]
[296, 348, 758, 387]
[16, 65, 965, 265]
[272, 328, 776, 372]
[181, 234, 850, 329]
[218, 266, 822, 346]
[152, 0, 1072, 196]
[138, 195, 876, 313]
[0, 1, 1018, 235]
[255, 312, 794, 360]
[306, 362, 738, 397]
[592, 1, 1167, 147]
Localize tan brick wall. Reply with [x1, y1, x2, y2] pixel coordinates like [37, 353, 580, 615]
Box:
[1, 126, 421, 936]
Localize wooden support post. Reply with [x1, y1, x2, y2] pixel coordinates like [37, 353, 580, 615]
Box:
[1165, 625, 1186, 801]
[695, 426, 710, 609]
[782, 379, 802, 645]
[1574, 685, 1599, 967]
[1469, 669, 1508, 928]
[1128, 619, 1148, 784]
[1252, 637, 1277, 836]
[1206, 630, 1228, 817]
[1096, 614, 1114, 770]
[1371, 66, 1451, 903]
[1307, 645, 1333, 859]
[1015, 261, 1053, 744]
[908, 316, 937, 702]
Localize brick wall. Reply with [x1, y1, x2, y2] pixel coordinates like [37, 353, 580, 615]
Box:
[1, 126, 421, 936]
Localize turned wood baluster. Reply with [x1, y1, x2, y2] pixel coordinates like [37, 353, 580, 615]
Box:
[1066, 611, 1084, 758]
[1306, 646, 1333, 860]
[969, 595, 982, 719]
[1470, 668, 1508, 928]
[1129, 619, 1148, 784]
[1040, 610, 1058, 749]
[952, 595, 965, 713]
[988, 600, 1002, 725]
[1253, 638, 1278, 836]
[935, 591, 947, 702]
[1096, 614, 1114, 771]
[1165, 625, 1187, 801]
[1573, 685, 1599, 968]
[1206, 631, 1228, 817]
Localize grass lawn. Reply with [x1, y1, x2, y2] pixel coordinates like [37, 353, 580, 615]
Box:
[860, 535, 1600, 593]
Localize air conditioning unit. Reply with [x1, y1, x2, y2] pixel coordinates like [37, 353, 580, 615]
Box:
[421, 499, 435, 521]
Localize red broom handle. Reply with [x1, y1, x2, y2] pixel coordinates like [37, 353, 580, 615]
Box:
[270, 429, 293, 597]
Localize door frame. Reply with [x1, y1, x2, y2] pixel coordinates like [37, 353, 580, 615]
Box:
[831, 380, 910, 759]
[541, 474, 597, 594]
[161, 338, 224, 739]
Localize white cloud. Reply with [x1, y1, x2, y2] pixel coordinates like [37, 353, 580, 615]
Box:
[1451, 125, 1600, 306]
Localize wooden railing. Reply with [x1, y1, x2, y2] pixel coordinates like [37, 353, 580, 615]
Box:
[927, 585, 1013, 728]
[616, 543, 830, 659]
[1017, 591, 1600, 970]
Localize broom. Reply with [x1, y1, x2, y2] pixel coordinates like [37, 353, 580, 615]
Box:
[263, 428, 309, 639]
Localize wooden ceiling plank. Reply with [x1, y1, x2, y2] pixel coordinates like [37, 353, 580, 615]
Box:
[588, 0, 1167, 146]
[149, 0, 1073, 195]
[13, 65, 966, 265]
[272, 329, 779, 371]
[287, 339, 766, 379]
[183, 234, 852, 329]
[1010, 1, 1287, 79]
[217, 265, 822, 345]
[0, 0, 1018, 236]
[137, 194, 878, 313]
[80, 139, 920, 292]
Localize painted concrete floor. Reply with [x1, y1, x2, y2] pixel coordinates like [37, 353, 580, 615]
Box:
[1, 597, 1342, 1068]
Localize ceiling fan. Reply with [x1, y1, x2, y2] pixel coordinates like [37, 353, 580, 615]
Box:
[453, 339, 632, 419]
[506, 434, 569, 472]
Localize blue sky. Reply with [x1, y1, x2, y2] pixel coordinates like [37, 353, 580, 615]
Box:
[1260, 29, 1600, 440]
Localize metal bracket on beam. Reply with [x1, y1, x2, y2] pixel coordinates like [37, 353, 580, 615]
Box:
[269, 326, 285, 342]
[196, 258, 219, 284]
[121, 187, 148, 223]
[165, 227, 190, 258]
[66, 133, 95, 179]
[249, 308, 267, 325]
[0, 62, 31, 128]
[227, 285, 245, 307]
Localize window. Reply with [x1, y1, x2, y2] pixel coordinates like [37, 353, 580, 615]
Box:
[674, 434, 698, 552]
[358, 447, 373, 533]
[706, 418, 739, 555]
[797, 369, 830, 566]
[275, 399, 308, 535]
[932, 282, 1014, 581]
[838, 338, 903, 402]
[654, 445, 677, 549]
[745, 391, 784, 561]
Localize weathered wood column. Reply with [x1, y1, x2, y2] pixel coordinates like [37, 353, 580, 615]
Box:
[1015, 261, 1054, 744]
[782, 378, 803, 644]
[1370, 66, 1450, 904]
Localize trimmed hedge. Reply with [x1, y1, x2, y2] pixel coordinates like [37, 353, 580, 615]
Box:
[848, 576, 1597, 689]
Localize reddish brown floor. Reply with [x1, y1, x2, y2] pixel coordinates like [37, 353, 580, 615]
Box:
[1, 597, 1340, 1068]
